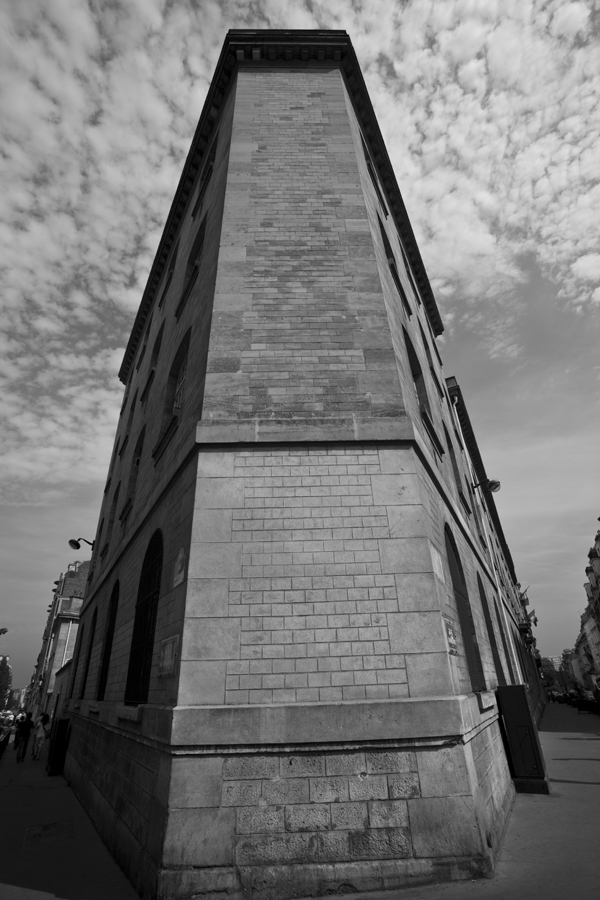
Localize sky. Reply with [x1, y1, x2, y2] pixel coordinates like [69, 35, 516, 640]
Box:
[1, 0, 599, 689]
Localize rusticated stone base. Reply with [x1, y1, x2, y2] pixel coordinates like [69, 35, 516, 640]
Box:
[157, 856, 493, 900]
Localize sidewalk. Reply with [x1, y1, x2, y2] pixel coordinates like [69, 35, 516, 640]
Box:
[0, 736, 138, 900]
[1, 704, 599, 900]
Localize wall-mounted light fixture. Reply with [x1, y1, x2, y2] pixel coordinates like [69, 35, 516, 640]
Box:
[473, 479, 501, 493]
[68, 538, 94, 550]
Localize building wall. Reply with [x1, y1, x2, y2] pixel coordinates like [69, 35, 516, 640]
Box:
[63, 47, 519, 900]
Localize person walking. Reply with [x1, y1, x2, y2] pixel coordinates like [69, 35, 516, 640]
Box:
[16, 712, 34, 763]
[31, 713, 50, 760]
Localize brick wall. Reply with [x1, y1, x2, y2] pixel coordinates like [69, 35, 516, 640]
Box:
[203, 67, 404, 425]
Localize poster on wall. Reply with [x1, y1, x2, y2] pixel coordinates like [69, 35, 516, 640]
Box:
[443, 617, 459, 656]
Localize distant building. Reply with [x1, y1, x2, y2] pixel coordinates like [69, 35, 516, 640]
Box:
[63, 30, 538, 900]
[565, 528, 600, 690]
[28, 560, 89, 717]
[7, 687, 26, 709]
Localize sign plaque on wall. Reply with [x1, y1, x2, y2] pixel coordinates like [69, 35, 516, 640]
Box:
[158, 635, 179, 677]
[173, 548, 186, 587]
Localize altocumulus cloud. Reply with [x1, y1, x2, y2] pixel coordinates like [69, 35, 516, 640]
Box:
[0, 0, 599, 505]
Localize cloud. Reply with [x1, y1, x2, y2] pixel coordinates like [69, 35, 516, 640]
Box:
[0, 0, 598, 507]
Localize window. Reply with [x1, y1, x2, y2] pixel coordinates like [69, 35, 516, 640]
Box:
[443, 423, 470, 514]
[477, 575, 506, 687]
[379, 217, 412, 318]
[68, 623, 84, 699]
[176, 217, 206, 319]
[361, 135, 388, 216]
[119, 391, 138, 457]
[136, 315, 153, 371]
[79, 608, 97, 699]
[191, 133, 218, 219]
[398, 239, 421, 305]
[97, 582, 119, 701]
[120, 426, 145, 525]
[158, 240, 179, 311]
[152, 330, 191, 462]
[119, 375, 132, 416]
[140, 324, 164, 404]
[103, 481, 120, 553]
[494, 600, 516, 684]
[418, 322, 443, 399]
[404, 328, 443, 456]
[94, 518, 105, 565]
[445, 526, 486, 692]
[124, 530, 163, 705]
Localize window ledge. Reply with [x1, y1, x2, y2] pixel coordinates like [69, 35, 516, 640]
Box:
[117, 705, 142, 723]
[152, 415, 179, 464]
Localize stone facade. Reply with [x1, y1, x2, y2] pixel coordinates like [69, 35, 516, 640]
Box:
[62, 31, 528, 900]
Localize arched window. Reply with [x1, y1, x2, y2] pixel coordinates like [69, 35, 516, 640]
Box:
[68, 623, 84, 699]
[79, 609, 97, 699]
[97, 582, 119, 700]
[444, 526, 486, 692]
[477, 575, 506, 687]
[124, 530, 163, 705]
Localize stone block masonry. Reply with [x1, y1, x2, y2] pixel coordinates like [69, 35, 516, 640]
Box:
[184, 443, 452, 708]
[158, 742, 498, 900]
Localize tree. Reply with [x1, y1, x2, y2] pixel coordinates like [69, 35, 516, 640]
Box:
[0, 656, 12, 710]
[540, 657, 558, 688]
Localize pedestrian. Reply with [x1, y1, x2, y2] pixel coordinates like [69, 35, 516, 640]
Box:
[12, 710, 25, 753]
[31, 713, 50, 760]
[16, 712, 34, 763]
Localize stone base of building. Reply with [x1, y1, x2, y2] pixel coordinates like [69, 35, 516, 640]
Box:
[157, 857, 493, 900]
[64, 694, 514, 900]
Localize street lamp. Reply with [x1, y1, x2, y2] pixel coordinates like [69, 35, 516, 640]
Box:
[68, 538, 95, 550]
[473, 479, 501, 493]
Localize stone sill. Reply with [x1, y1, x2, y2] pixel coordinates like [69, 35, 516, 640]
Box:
[117, 705, 142, 724]
[476, 691, 496, 712]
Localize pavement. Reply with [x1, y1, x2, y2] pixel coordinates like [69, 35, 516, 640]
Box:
[0, 702, 599, 900]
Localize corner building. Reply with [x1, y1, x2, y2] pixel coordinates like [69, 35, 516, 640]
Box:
[65, 31, 525, 900]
